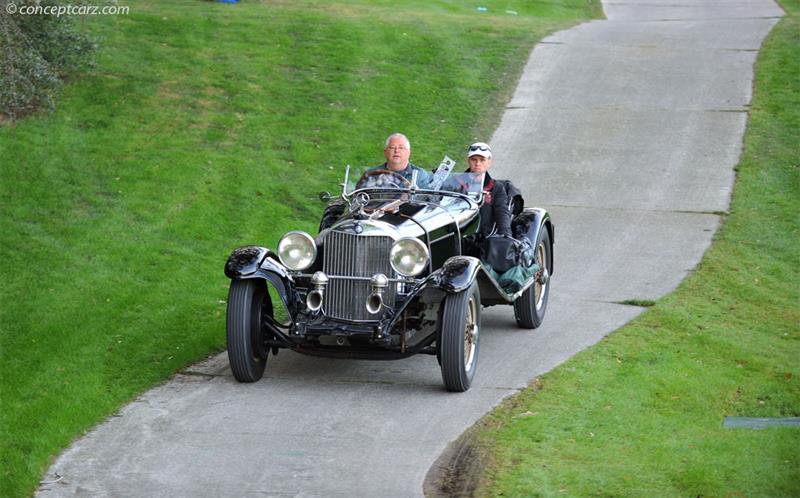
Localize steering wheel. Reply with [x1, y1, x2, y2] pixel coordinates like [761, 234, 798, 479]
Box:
[356, 169, 412, 190]
[354, 169, 412, 213]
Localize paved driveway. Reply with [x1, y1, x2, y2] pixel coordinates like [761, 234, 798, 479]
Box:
[38, 1, 782, 496]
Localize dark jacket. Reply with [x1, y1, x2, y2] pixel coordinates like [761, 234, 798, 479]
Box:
[478, 171, 512, 237]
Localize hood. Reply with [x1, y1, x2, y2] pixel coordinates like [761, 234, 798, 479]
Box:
[325, 199, 478, 241]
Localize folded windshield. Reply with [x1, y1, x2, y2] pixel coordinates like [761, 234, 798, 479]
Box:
[438, 172, 484, 201]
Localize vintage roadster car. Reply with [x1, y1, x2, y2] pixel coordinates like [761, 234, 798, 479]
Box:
[224, 163, 553, 391]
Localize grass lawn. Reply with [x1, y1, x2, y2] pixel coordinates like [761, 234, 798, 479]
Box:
[475, 1, 800, 496]
[0, 1, 602, 496]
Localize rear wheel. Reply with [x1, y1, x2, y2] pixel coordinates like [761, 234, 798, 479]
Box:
[440, 281, 481, 392]
[227, 279, 271, 382]
[514, 228, 551, 329]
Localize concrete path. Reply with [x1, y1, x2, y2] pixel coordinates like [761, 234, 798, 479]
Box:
[38, 1, 781, 496]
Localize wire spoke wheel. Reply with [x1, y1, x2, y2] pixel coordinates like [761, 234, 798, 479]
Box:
[514, 228, 551, 329]
[463, 297, 478, 373]
[534, 241, 549, 311]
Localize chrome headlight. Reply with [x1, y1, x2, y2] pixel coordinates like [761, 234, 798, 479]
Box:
[390, 237, 429, 277]
[278, 231, 316, 271]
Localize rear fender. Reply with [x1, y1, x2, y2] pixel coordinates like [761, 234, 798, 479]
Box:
[512, 208, 554, 275]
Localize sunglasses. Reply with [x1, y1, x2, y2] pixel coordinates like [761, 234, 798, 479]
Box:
[468, 144, 491, 152]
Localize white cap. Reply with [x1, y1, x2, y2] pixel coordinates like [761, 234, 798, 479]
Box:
[467, 142, 492, 159]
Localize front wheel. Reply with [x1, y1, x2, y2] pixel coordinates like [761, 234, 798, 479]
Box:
[226, 279, 271, 382]
[514, 227, 551, 329]
[439, 281, 481, 392]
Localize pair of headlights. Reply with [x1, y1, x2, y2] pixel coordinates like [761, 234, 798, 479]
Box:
[277, 231, 429, 277]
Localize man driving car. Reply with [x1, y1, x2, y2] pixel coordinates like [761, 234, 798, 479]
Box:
[363, 133, 431, 188]
[321, 133, 431, 231]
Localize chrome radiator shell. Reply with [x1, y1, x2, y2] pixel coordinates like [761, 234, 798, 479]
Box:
[323, 230, 396, 321]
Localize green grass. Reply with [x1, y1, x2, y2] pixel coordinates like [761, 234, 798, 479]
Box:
[475, 1, 800, 496]
[0, 1, 602, 496]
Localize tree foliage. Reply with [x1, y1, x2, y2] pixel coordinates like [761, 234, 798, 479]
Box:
[0, 0, 95, 121]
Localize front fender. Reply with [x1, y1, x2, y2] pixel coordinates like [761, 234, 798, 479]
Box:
[224, 246, 271, 278]
[426, 256, 509, 306]
[224, 246, 295, 317]
[431, 255, 483, 294]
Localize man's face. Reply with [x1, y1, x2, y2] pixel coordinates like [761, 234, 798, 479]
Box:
[384, 137, 411, 171]
[468, 155, 492, 173]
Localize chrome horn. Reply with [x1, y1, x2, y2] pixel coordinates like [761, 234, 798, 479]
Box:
[306, 271, 329, 313]
[366, 273, 389, 314]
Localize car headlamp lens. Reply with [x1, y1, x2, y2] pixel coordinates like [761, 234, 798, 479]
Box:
[390, 237, 429, 277]
[278, 231, 316, 271]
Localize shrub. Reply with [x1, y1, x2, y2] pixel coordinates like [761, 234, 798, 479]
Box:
[0, 0, 95, 121]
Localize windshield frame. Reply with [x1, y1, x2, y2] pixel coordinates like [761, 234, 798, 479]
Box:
[340, 165, 485, 206]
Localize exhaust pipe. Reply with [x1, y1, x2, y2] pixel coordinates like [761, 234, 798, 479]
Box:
[306, 271, 329, 313]
[366, 273, 389, 314]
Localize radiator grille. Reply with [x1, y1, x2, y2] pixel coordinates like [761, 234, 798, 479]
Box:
[323, 231, 395, 321]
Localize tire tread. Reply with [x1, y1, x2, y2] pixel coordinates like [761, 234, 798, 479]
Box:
[226, 279, 267, 382]
[440, 282, 480, 392]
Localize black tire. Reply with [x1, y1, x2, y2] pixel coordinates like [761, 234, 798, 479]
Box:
[226, 279, 271, 382]
[514, 228, 551, 329]
[440, 281, 481, 392]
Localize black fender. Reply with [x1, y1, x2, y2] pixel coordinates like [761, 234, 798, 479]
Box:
[224, 246, 295, 316]
[512, 208, 554, 275]
[224, 246, 270, 278]
[431, 255, 484, 294]
[319, 200, 347, 232]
